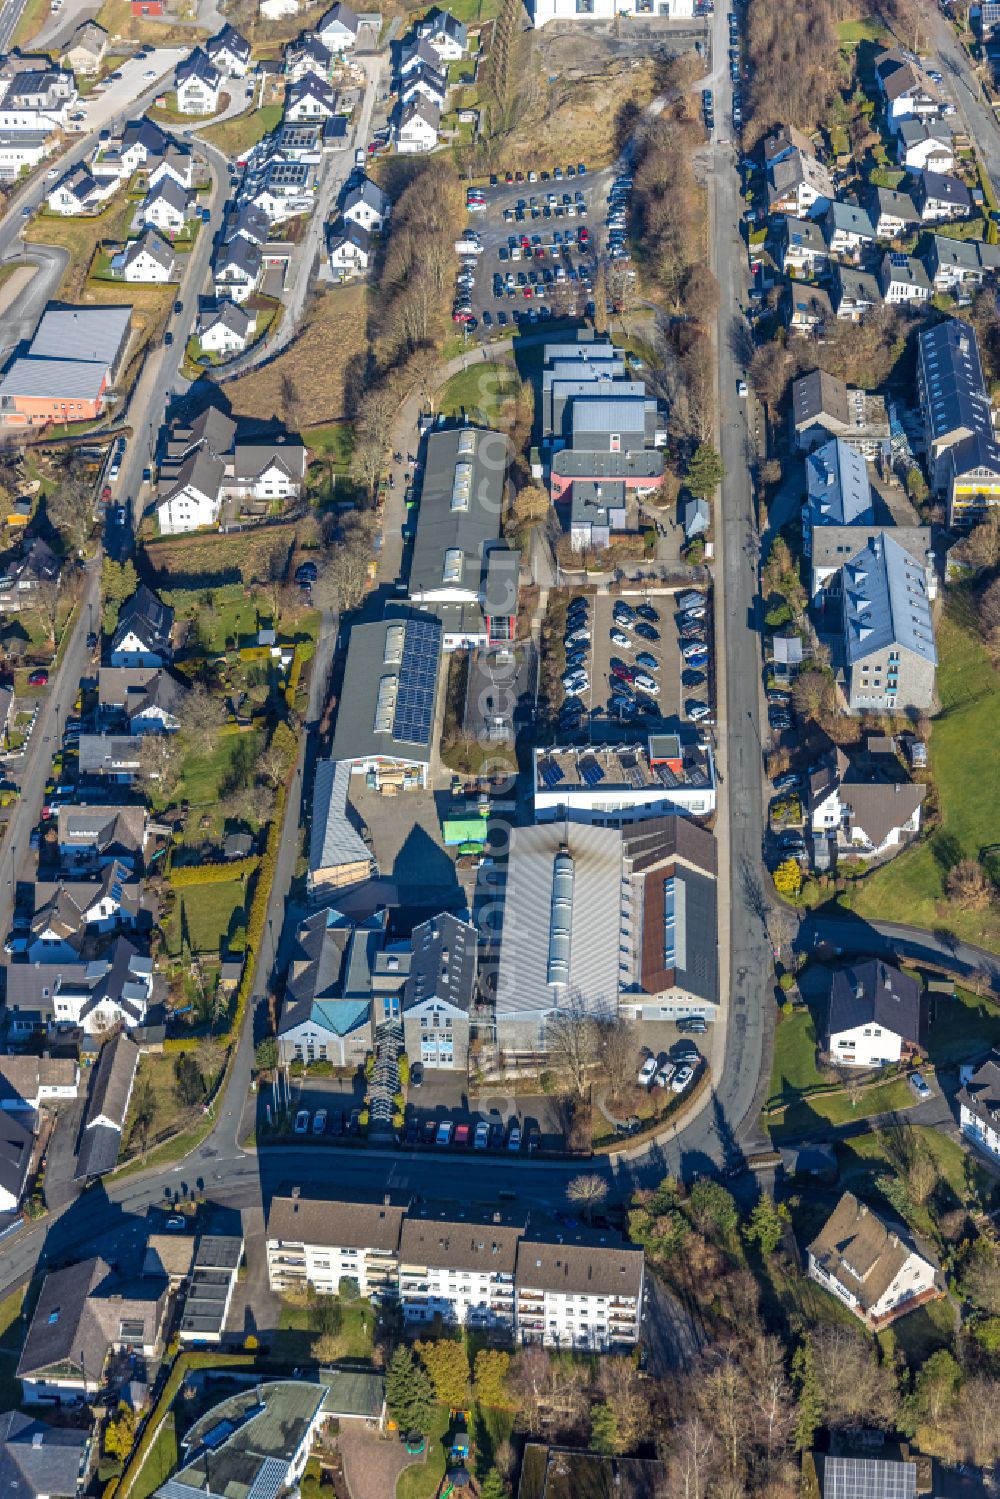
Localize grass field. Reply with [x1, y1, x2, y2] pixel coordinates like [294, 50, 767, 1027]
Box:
[837, 17, 889, 44]
[175, 729, 261, 812]
[132, 1416, 179, 1499]
[837, 1125, 986, 1214]
[891, 1297, 958, 1364]
[122, 1048, 225, 1164]
[201, 103, 283, 159]
[95, 0, 206, 40]
[167, 877, 249, 957]
[274, 1299, 375, 1363]
[304, 422, 356, 467]
[841, 605, 1000, 951]
[12, 0, 50, 46]
[396, 1405, 451, 1499]
[226, 285, 368, 427]
[767, 1076, 916, 1142]
[928, 985, 1000, 1064]
[436, 362, 519, 426]
[0, 1284, 29, 1412]
[766, 1009, 825, 1107]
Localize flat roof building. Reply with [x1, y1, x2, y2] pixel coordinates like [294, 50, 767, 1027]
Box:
[330, 612, 443, 788]
[533, 737, 716, 823]
[0, 305, 131, 427]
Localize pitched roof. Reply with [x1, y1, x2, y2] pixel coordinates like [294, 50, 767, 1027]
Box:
[808, 1191, 934, 1313]
[0, 1111, 32, 1207]
[823, 1457, 917, 1499]
[112, 584, 173, 657]
[125, 229, 175, 275]
[267, 1194, 406, 1251]
[56, 803, 147, 854]
[207, 23, 251, 61]
[404, 912, 477, 1014]
[839, 779, 927, 847]
[842, 532, 937, 666]
[827, 959, 925, 1045]
[83, 1032, 139, 1131]
[957, 1049, 1000, 1131]
[145, 174, 191, 215]
[17, 1257, 167, 1381]
[308, 759, 372, 876]
[793, 369, 850, 430]
[318, 0, 359, 33]
[516, 1233, 643, 1297]
[918, 317, 992, 444]
[806, 437, 873, 526]
[0, 1411, 91, 1499]
[399, 1209, 525, 1273]
[201, 301, 253, 340]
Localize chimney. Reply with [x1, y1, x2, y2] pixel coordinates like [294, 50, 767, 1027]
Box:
[384, 1193, 391, 1206]
[291, 1186, 300, 1201]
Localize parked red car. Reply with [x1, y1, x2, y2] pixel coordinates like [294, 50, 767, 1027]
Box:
[27, 670, 49, 687]
[454, 1124, 472, 1147]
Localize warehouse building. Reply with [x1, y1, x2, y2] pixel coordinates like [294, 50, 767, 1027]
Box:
[0, 305, 132, 427]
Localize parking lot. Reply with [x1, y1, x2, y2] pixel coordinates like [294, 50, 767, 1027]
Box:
[456, 167, 634, 335]
[558, 588, 715, 742]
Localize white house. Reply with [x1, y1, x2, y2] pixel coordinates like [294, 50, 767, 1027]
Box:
[122, 228, 176, 283]
[327, 221, 371, 275]
[915, 167, 972, 221]
[0, 1112, 34, 1214]
[207, 24, 252, 76]
[805, 747, 928, 854]
[958, 1051, 1000, 1163]
[142, 175, 194, 234]
[316, 1, 359, 52]
[175, 49, 222, 114]
[825, 959, 925, 1069]
[284, 73, 337, 121]
[118, 118, 172, 173]
[148, 147, 194, 191]
[199, 301, 256, 356]
[417, 9, 468, 59]
[266, 1194, 406, 1299]
[261, 0, 299, 16]
[878, 250, 932, 304]
[823, 201, 876, 259]
[400, 64, 447, 110]
[110, 585, 174, 668]
[514, 1236, 644, 1351]
[397, 96, 440, 154]
[213, 237, 261, 302]
[157, 446, 225, 534]
[46, 165, 116, 215]
[0, 133, 51, 181]
[808, 1192, 939, 1328]
[896, 117, 955, 172]
[343, 175, 390, 232]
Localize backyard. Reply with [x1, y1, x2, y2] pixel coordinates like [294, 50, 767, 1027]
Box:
[132, 1415, 179, 1499]
[840, 605, 1000, 951]
[927, 984, 1000, 1066]
[273, 1295, 375, 1365]
[164, 872, 251, 958]
[122, 1047, 227, 1164]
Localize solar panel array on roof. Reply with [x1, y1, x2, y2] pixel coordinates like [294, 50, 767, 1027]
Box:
[579, 757, 605, 787]
[391, 618, 441, 746]
[823, 1457, 916, 1499]
[539, 758, 565, 789]
[889, 250, 909, 267]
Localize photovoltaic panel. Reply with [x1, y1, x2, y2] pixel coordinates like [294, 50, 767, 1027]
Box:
[580, 757, 605, 787]
[824, 1457, 916, 1499]
[539, 759, 565, 788]
[391, 617, 442, 746]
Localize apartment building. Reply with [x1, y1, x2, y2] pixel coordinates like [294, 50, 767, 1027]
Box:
[265, 1197, 645, 1350]
[515, 1234, 644, 1352]
[958, 1050, 1000, 1163]
[398, 1209, 525, 1331]
[266, 1193, 407, 1299]
[917, 318, 1000, 527]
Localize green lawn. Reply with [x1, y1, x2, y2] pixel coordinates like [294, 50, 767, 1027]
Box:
[305, 422, 356, 470]
[167, 877, 249, 958]
[274, 1299, 375, 1363]
[396, 1404, 451, 1499]
[436, 363, 519, 427]
[176, 730, 260, 810]
[837, 17, 889, 43]
[132, 1415, 179, 1499]
[767, 1076, 916, 1142]
[200, 102, 283, 159]
[0, 1284, 29, 1413]
[837, 1124, 988, 1219]
[927, 985, 1000, 1065]
[890, 1297, 958, 1364]
[767, 1009, 825, 1107]
[840, 606, 1000, 952]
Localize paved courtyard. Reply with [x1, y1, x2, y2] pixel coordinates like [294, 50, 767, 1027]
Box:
[338, 1426, 423, 1499]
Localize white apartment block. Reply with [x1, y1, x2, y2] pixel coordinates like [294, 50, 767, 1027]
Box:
[266, 1195, 405, 1299]
[397, 1213, 522, 1332]
[958, 1052, 1000, 1162]
[515, 1238, 643, 1352]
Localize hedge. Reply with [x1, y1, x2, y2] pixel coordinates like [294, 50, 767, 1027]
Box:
[168, 858, 260, 887]
[113, 1352, 255, 1499]
[284, 645, 304, 711]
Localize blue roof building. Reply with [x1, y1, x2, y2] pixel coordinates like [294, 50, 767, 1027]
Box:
[840, 532, 937, 713]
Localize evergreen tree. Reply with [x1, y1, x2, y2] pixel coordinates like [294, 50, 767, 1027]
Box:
[386, 1346, 434, 1435]
[792, 1336, 822, 1453]
[589, 1401, 621, 1456]
[743, 1193, 788, 1256]
[480, 1471, 508, 1499]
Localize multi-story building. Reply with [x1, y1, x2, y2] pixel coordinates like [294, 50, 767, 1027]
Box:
[807, 1192, 939, 1328]
[916, 318, 1000, 528]
[533, 735, 716, 823]
[402, 913, 478, 1071]
[839, 533, 937, 713]
[266, 1193, 408, 1299]
[958, 1051, 1000, 1162]
[515, 1234, 643, 1352]
[825, 959, 925, 1068]
[398, 1209, 525, 1331]
[791, 370, 891, 459]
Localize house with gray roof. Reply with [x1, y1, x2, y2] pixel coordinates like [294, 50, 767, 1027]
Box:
[277, 908, 387, 1066]
[155, 1380, 326, 1499]
[807, 743, 928, 858]
[916, 319, 1000, 527]
[317, 0, 359, 51]
[878, 250, 931, 304]
[307, 759, 374, 903]
[198, 301, 255, 358]
[342, 175, 390, 232]
[494, 817, 719, 1057]
[958, 1049, 1000, 1163]
[330, 612, 444, 788]
[808, 1192, 938, 1328]
[823, 200, 876, 259]
[791, 370, 891, 458]
[0, 1411, 92, 1499]
[56, 803, 150, 873]
[175, 49, 221, 115]
[142, 175, 195, 236]
[776, 213, 829, 274]
[417, 8, 468, 60]
[804, 436, 873, 544]
[915, 167, 972, 220]
[399, 1207, 525, 1331]
[865, 184, 920, 238]
[75, 1031, 139, 1179]
[122, 229, 176, 284]
[766, 145, 835, 217]
[4, 937, 154, 1037]
[0, 1110, 33, 1214]
[839, 532, 937, 712]
[832, 263, 882, 320]
[515, 1231, 644, 1350]
[206, 23, 251, 76]
[923, 232, 1000, 291]
[111, 585, 173, 666]
[402, 913, 478, 1070]
[266, 1193, 409, 1298]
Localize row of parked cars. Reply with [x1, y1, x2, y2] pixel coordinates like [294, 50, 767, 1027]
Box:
[560, 595, 593, 730]
[293, 1107, 362, 1136]
[637, 1038, 704, 1095]
[402, 1116, 540, 1152]
[607, 173, 632, 263]
[610, 599, 663, 717]
[675, 591, 713, 725]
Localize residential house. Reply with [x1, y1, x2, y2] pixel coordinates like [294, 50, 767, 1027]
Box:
[198, 301, 256, 356]
[213, 235, 261, 302]
[266, 1193, 408, 1298]
[924, 231, 1000, 292]
[832, 264, 881, 321]
[206, 24, 251, 76]
[396, 96, 440, 153]
[53, 805, 150, 880]
[122, 229, 176, 283]
[533, 736, 717, 823]
[0, 1055, 78, 1111]
[399, 1208, 524, 1331]
[776, 214, 829, 275]
[865, 184, 919, 239]
[224, 202, 270, 248]
[284, 73, 337, 121]
[17, 1256, 167, 1403]
[46, 165, 116, 215]
[110, 584, 173, 666]
[0, 1112, 32, 1213]
[784, 284, 834, 333]
[803, 435, 873, 553]
[147, 144, 194, 191]
[398, 36, 441, 77]
[77, 734, 144, 783]
[61, 20, 108, 74]
[791, 369, 891, 458]
[4, 937, 154, 1035]
[515, 1232, 643, 1351]
[175, 50, 221, 115]
[0, 536, 60, 613]
[402, 912, 477, 1070]
[342, 175, 390, 232]
[766, 146, 835, 218]
[823, 201, 876, 259]
[316, 1, 359, 52]
[826, 959, 925, 1066]
[0, 1411, 92, 1499]
[807, 1191, 939, 1326]
[944, 432, 1000, 529]
[915, 167, 971, 220]
[156, 407, 305, 533]
[118, 119, 171, 174]
[895, 115, 955, 171]
[495, 817, 720, 1056]
[75, 1031, 139, 1179]
[0, 63, 77, 131]
[284, 35, 333, 83]
[840, 533, 937, 713]
[327, 221, 371, 276]
[0, 132, 51, 181]
[958, 1050, 1000, 1163]
[27, 861, 148, 960]
[98, 666, 186, 733]
[276, 908, 386, 1066]
[142, 175, 194, 235]
[417, 9, 468, 61]
[806, 745, 928, 859]
[875, 48, 945, 127]
[810, 522, 934, 605]
[878, 250, 931, 304]
[400, 62, 447, 110]
[156, 444, 225, 533]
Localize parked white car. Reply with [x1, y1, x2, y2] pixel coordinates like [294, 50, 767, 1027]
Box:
[637, 1056, 658, 1087]
[670, 1065, 694, 1094]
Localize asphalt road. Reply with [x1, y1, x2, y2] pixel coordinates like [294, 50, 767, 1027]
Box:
[0, 0, 28, 53]
[0, 245, 68, 366]
[926, 12, 1000, 195]
[802, 913, 1000, 991]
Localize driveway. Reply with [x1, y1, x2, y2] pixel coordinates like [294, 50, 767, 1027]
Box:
[338, 1427, 422, 1499]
